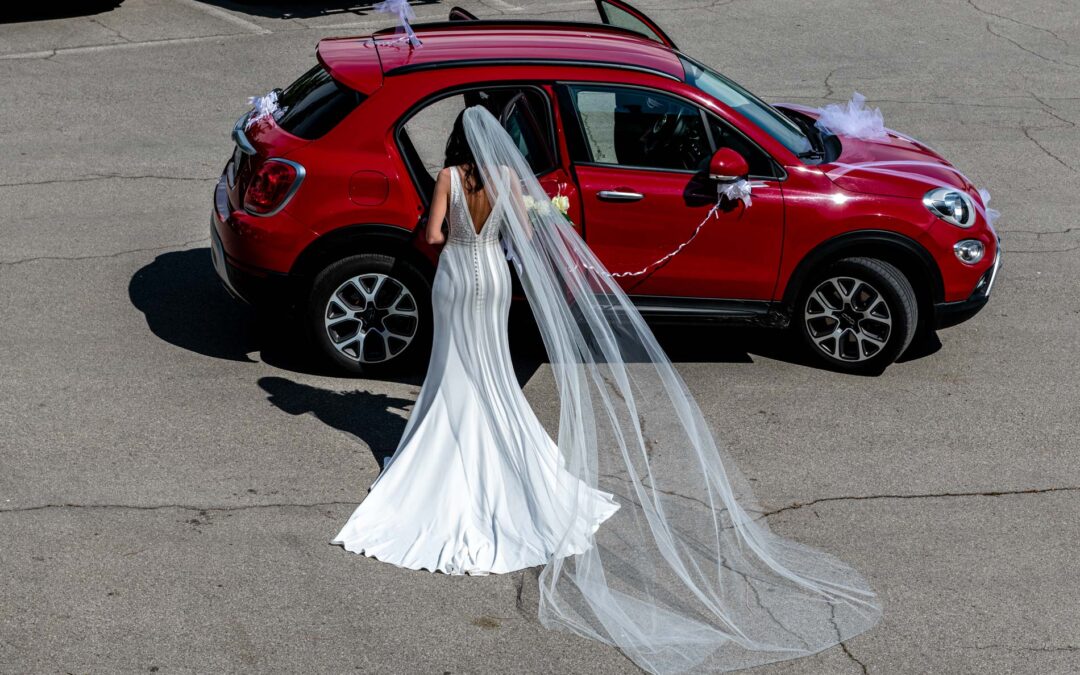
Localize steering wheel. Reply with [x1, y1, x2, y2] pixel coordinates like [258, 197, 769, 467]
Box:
[640, 102, 683, 158]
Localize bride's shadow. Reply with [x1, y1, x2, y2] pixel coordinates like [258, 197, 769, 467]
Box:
[258, 377, 414, 466]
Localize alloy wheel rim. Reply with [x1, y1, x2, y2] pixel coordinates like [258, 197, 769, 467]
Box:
[324, 273, 419, 364]
[804, 276, 893, 362]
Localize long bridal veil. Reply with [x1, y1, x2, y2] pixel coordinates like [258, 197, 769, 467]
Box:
[461, 106, 881, 674]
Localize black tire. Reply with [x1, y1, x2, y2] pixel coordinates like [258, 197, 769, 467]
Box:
[795, 257, 917, 374]
[308, 254, 432, 376]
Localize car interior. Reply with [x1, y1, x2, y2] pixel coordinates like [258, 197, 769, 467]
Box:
[397, 87, 554, 204]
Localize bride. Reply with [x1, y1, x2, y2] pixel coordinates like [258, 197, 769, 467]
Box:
[332, 106, 881, 673]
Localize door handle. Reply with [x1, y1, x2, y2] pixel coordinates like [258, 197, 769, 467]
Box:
[597, 190, 644, 202]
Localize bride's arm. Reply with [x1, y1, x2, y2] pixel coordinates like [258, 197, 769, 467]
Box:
[425, 168, 450, 246]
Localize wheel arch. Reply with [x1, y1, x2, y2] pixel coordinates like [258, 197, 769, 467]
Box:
[290, 223, 437, 285]
[780, 230, 944, 317]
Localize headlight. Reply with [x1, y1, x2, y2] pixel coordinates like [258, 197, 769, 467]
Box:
[923, 188, 976, 228]
[954, 239, 985, 264]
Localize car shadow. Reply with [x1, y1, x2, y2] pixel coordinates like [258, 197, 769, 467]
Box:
[129, 247, 413, 382]
[130, 247, 907, 387]
[128, 247, 555, 384]
[0, 0, 123, 23]
[197, 0, 439, 20]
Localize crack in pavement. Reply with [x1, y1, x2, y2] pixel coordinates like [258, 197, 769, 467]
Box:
[966, 0, 1068, 44]
[0, 236, 210, 267]
[829, 602, 869, 674]
[763, 486, 1080, 518]
[965, 644, 1080, 653]
[1004, 226, 1080, 237]
[839, 640, 869, 674]
[0, 500, 358, 514]
[0, 173, 215, 188]
[1029, 92, 1078, 127]
[984, 23, 1080, 71]
[1021, 126, 1076, 172]
[823, 67, 841, 100]
[86, 16, 131, 43]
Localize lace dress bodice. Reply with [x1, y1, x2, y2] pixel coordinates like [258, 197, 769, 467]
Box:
[446, 166, 503, 248]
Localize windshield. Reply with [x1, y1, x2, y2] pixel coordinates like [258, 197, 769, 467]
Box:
[680, 56, 812, 157]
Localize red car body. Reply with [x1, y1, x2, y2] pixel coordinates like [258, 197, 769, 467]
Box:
[211, 3, 999, 373]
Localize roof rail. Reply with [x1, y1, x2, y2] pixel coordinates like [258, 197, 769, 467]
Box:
[384, 57, 681, 81]
[372, 19, 658, 42]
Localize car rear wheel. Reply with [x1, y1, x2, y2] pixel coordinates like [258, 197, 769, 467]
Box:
[308, 254, 432, 375]
[796, 257, 917, 374]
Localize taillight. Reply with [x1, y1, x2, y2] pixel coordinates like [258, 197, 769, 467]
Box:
[243, 158, 304, 216]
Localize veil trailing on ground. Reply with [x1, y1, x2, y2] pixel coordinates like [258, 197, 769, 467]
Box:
[461, 105, 881, 674]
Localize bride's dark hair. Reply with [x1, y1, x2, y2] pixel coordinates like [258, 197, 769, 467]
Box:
[444, 109, 484, 193]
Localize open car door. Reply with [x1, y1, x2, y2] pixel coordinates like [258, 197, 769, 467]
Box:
[500, 90, 583, 231]
[594, 0, 677, 49]
[448, 6, 478, 21]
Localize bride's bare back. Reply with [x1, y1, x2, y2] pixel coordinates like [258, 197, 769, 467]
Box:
[425, 164, 492, 245]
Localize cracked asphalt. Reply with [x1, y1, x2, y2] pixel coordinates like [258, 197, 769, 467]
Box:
[1, 0, 1078, 673]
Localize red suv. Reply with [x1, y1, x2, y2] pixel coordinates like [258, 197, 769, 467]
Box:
[210, 1, 1000, 374]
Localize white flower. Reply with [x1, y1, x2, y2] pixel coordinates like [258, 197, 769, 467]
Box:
[551, 195, 570, 215]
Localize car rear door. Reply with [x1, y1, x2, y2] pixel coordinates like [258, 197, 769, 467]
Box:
[557, 83, 785, 301]
[593, 0, 677, 48]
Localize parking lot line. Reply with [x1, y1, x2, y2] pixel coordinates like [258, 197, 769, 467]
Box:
[0, 34, 242, 60]
[169, 0, 272, 35]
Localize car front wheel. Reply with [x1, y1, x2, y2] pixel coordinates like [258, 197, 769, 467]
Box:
[308, 253, 432, 375]
[796, 257, 917, 374]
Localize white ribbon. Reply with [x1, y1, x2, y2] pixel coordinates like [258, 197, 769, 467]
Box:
[719, 178, 753, 207]
[374, 0, 421, 48]
[578, 200, 724, 279]
[978, 188, 1001, 228]
[245, 90, 279, 129]
[815, 92, 888, 141]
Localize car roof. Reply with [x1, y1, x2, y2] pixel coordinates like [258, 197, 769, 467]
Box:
[317, 21, 686, 93]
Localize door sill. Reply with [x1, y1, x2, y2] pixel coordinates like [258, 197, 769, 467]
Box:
[630, 295, 788, 327]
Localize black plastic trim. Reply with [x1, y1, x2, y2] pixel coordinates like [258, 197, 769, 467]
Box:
[934, 294, 989, 329]
[289, 223, 421, 280]
[630, 296, 784, 326]
[374, 19, 659, 42]
[386, 59, 681, 82]
[781, 230, 945, 307]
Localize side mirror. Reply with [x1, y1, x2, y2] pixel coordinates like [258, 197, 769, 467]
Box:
[709, 148, 749, 183]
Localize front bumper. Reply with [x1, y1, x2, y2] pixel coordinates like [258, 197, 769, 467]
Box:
[934, 246, 1001, 329]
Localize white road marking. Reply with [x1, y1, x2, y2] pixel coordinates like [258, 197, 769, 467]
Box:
[0, 34, 241, 60]
[169, 0, 272, 35]
[0, 0, 597, 60]
[482, 0, 524, 11]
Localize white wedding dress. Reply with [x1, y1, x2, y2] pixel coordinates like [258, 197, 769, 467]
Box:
[331, 166, 620, 575]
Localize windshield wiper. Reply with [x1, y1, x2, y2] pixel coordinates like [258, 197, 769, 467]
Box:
[797, 148, 825, 160]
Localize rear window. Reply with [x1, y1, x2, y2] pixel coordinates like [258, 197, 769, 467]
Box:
[273, 66, 365, 140]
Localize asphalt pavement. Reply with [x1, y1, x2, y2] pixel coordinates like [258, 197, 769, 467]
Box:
[1, 0, 1078, 673]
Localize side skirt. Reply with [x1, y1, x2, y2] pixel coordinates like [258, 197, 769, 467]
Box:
[629, 296, 791, 329]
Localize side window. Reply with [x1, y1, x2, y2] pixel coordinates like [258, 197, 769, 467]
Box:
[398, 87, 555, 198]
[706, 116, 778, 178]
[566, 86, 711, 172]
